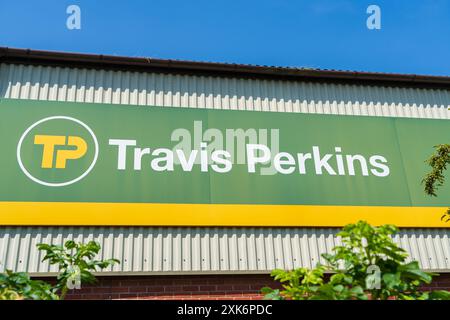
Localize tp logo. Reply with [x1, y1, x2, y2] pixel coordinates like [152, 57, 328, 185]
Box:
[17, 116, 98, 187]
[34, 135, 87, 169]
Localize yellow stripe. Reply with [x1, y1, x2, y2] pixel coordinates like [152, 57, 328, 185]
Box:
[0, 202, 448, 227]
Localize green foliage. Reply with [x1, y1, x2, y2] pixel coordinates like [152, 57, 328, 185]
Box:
[0, 240, 119, 300]
[422, 144, 450, 222]
[0, 270, 58, 300]
[37, 240, 119, 299]
[423, 144, 450, 197]
[263, 221, 450, 300]
[262, 266, 326, 300]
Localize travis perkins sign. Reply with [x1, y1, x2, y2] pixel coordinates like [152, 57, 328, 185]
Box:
[1, 99, 449, 227]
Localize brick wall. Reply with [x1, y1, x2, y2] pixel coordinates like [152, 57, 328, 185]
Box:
[420, 273, 450, 292]
[64, 274, 281, 300]
[60, 273, 450, 300]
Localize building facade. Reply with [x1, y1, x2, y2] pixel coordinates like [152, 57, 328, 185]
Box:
[0, 47, 449, 299]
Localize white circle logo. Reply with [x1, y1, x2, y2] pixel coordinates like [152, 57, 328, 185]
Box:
[17, 116, 99, 187]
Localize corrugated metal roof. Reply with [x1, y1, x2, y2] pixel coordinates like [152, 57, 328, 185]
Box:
[0, 227, 449, 275]
[0, 62, 449, 274]
[2, 47, 450, 89]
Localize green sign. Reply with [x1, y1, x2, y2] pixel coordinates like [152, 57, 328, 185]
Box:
[0, 98, 449, 227]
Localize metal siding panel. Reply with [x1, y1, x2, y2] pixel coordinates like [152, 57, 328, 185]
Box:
[171, 228, 181, 272]
[217, 231, 227, 271]
[416, 233, 430, 269]
[424, 230, 438, 270]
[2, 63, 449, 119]
[143, 231, 153, 272]
[212, 229, 221, 271]
[153, 229, 163, 272]
[316, 230, 328, 266]
[112, 231, 123, 272]
[0, 64, 9, 98]
[290, 233, 301, 269]
[39, 232, 51, 273]
[443, 232, 450, 269]
[200, 230, 209, 271]
[409, 232, 422, 265]
[431, 230, 445, 270]
[25, 228, 37, 273]
[273, 229, 284, 270]
[246, 230, 257, 271]
[101, 230, 111, 272]
[0, 227, 449, 273]
[254, 231, 266, 270]
[191, 229, 201, 271]
[228, 230, 239, 271]
[181, 231, 191, 272]
[32, 229, 44, 273]
[16, 230, 29, 272]
[299, 232, 312, 269]
[162, 228, 172, 272]
[132, 228, 143, 272]
[40, 66, 51, 101]
[263, 229, 275, 271]
[307, 230, 320, 268]
[282, 231, 293, 270]
[237, 231, 248, 271]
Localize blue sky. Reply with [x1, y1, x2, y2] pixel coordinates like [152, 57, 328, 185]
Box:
[1, 0, 450, 76]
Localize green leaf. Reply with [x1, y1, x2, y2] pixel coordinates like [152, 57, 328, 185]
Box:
[427, 290, 450, 300]
[64, 240, 77, 249]
[399, 262, 433, 283]
[263, 289, 284, 300]
[382, 273, 400, 289]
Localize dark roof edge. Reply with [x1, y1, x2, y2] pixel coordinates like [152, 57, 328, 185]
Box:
[1, 47, 450, 90]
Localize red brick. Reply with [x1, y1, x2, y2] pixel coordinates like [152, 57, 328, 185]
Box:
[138, 279, 158, 286]
[128, 286, 148, 293]
[199, 285, 217, 291]
[119, 293, 139, 299]
[216, 285, 233, 291]
[90, 287, 114, 294]
[173, 279, 193, 285]
[146, 286, 165, 293]
[108, 287, 130, 293]
[81, 294, 105, 299]
[232, 277, 257, 284]
[206, 279, 225, 285]
[232, 284, 250, 291]
[119, 280, 140, 287]
[155, 279, 175, 285]
[98, 279, 113, 287]
[190, 277, 214, 284]
[169, 286, 184, 292]
[182, 285, 200, 292]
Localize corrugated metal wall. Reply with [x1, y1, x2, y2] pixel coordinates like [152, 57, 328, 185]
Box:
[1, 63, 449, 118]
[1, 227, 449, 275]
[0, 63, 449, 274]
